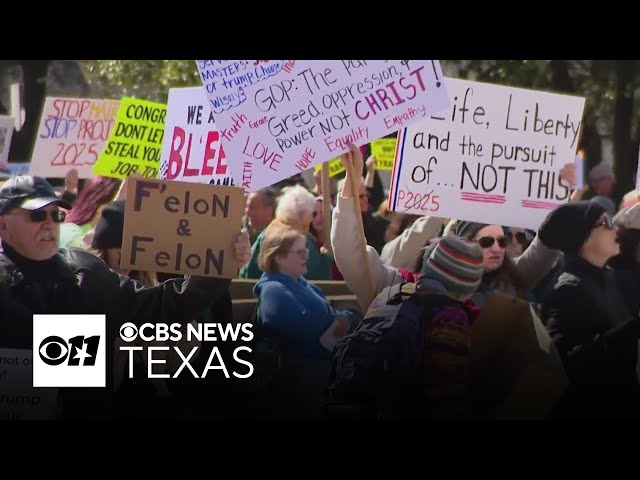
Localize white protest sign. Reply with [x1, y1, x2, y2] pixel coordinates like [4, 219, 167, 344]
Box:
[389, 78, 586, 230]
[158, 87, 235, 186]
[30, 97, 120, 178]
[196, 60, 450, 192]
[0, 349, 59, 420]
[0, 116, 15, 170]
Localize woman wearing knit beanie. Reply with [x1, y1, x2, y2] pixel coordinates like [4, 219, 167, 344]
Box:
[418, 235, 483, 418]
[538, 200, 640, 419]
[330, 143, 564, 312]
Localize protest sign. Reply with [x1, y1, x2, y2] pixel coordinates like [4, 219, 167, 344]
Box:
[370, 137, 397, 170]
[29, 97, 120, 178]
[0, 349, 59, 420]
[388, 78, 586, 230]
[158, 87, 234, 186]
[0, 116, 14, 170]
[195, 60, 450, 192]
[92, 98, 166, 180]
[314, 158, 345, 178]
[120, 178, 245, 278]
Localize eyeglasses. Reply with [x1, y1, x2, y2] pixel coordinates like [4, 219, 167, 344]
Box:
[290, 248, 309, 258]
[28, 209, 66, 223]
[476, 236, 508, 249]
[594, 217, 615, 231]
[507, 231, 530, 246]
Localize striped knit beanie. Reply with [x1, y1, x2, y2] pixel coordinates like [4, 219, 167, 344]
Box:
[421, 235, 484, 298]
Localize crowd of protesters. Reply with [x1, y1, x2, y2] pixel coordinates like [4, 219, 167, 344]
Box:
[1, 137, 639, 420]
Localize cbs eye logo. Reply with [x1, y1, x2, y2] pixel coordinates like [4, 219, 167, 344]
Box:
[38, 335, 101, 367]
[119, 323, 138, 342]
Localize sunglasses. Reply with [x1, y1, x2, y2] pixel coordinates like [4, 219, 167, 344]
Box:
[28, 210, 66, 223]
[507, 231, 530, 246]
[594, 217, 615, 231]
[477, 236, 508, 249]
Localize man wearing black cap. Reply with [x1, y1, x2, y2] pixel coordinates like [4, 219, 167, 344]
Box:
[539, 200, 640, 418]
[0, 175, 251, 419]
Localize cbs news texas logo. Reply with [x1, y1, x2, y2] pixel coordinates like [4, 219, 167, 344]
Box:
[33, 315, 106, 388]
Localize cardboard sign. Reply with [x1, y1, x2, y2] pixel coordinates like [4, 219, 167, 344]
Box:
[0, 116, 14, 170]
[389, 78, 586, 230]
[0, 349, 59, 420]
[93, 97, 167, 180]
[158, 87, 235, 186]
[195, 60, 450, 192]
[30, 97, 120, 178]
[120, 178, 245, 278]
[370, 137, 397, 170]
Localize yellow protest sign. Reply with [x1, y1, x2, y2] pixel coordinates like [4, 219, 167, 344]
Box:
[314, 158, 345, 178]
[370, 137, 397, 170]
[92, 97, 167, 179]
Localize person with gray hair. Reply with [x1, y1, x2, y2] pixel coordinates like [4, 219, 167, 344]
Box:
[242, 187, 278, 244]
[239, 184, 332, 280]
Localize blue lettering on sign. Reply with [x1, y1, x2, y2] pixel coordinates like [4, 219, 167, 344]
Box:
[197, 60, 285, 114]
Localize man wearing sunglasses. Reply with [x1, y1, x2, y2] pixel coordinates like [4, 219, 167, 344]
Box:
[539, 200, 640, 419]
[0, 175, 251, 419]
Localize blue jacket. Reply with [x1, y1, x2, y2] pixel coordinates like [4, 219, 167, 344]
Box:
[253, 271, 357, 359]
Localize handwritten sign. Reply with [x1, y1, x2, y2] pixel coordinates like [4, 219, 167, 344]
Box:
[29, 97, 120, 178]
[120, 178, 245, 278]
[0, 116, 14, 170]
[92, 97, 166, 180]
[389, 78, 585, 231]
[370, 137, 397, 170]
[158, 87, 234, 186]
[0, 349, 59, 420]
[195, 60, 450, 192]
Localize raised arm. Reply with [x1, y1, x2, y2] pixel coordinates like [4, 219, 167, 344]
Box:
[331, 145, 404, 312]
[380, 215, 447, 269]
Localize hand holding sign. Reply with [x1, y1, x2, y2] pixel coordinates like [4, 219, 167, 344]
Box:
[120, 178, 246, 278]
[558, 162, 578, 188]
[338, 143, 364, 196]
[234, 230, 251, 266]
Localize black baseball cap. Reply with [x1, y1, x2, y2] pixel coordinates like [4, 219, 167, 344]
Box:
[0, 175, 72, 215]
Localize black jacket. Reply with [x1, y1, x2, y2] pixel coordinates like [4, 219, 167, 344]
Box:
[0, 246, 231, 419]
[608, 255, 640, 318]
[541, 257, 640, 418]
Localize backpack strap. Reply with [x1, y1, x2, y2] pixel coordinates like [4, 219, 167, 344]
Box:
[387, 282, 417, 305]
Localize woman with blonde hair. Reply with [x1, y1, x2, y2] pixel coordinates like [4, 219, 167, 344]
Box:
[254, 227, 358, 417]
[240, 184, 332, 280]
